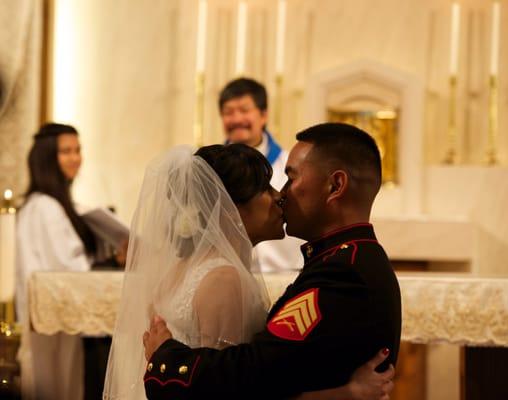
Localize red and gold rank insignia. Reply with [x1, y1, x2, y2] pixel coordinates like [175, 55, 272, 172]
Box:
[267, 288, 322, 341]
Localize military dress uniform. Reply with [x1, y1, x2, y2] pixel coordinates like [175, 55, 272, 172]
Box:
[144, 223, 401, 399]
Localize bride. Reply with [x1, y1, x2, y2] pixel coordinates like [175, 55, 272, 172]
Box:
[103, 144, 393, 400]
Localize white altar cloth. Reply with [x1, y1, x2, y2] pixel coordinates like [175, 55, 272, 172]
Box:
[28, 271, 508, 347]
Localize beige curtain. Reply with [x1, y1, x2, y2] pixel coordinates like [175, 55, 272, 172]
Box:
[0, 0, 42, 200]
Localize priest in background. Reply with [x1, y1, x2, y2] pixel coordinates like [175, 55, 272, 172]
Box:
[218, 78, 303, 273]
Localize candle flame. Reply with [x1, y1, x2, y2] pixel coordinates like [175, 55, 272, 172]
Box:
[4, 189, 13, 201]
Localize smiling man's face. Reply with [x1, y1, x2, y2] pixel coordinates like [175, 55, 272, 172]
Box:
[220, 95, 267, 147]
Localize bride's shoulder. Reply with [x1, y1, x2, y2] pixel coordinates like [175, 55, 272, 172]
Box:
[198, 257, 237, 273]
[201, 264, 240, 283]
[190, 258, 240, 286]
[196, 258, 241, 286]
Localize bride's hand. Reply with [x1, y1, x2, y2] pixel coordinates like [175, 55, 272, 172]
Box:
[291, 348, 394, 400]
[348, 348, 395, 400]
[143, 315, 173, 361]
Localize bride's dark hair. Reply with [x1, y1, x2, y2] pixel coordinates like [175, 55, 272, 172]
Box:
[195, 144, 273, 204]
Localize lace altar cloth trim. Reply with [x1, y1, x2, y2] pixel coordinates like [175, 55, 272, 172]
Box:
[28, 271, 124, 336]
[28, 272, 508, 346]
[399, 275, 508, 347]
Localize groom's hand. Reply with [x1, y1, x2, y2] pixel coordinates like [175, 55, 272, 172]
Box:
[143, 315, 173, 361]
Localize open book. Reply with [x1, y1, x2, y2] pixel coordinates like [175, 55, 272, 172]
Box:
[81, 208, 129, 248]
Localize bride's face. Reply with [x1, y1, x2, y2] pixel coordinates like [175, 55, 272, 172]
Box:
[236, 186, 285, 246]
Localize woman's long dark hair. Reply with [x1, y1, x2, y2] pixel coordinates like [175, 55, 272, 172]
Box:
[26, 123, 96, 254]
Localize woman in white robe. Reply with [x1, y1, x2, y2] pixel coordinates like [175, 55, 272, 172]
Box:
[104, 144, 394, 400]
[16, 123, 97, 400]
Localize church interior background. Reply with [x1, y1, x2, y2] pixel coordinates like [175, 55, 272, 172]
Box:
[1, 0, 508, 399]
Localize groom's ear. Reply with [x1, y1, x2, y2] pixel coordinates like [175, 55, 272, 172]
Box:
[326, 170, 348, 203]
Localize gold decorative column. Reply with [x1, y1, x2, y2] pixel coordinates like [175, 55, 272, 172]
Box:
[0, 189, 20, 394]
[0, 189, 16, 323]
[486, 75, 499, 165]
[486, 0, 500, 165]
[443, 76, 458, 164]
[273, 74, 283, 139]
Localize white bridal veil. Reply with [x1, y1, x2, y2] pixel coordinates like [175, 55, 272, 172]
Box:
[103, 145, 270, 399]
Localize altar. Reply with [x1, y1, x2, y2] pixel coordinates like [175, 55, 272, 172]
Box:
[27, 270, 508, 400]
[28, 271, 508, 346]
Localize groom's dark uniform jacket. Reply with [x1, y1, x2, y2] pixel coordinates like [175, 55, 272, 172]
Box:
[144, 224, 401, 399]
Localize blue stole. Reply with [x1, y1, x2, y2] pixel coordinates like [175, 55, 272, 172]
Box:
[264, 131, 282, 166]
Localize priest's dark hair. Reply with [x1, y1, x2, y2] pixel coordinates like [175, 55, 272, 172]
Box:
[195, 143, 272, 204]
[218, 77, 268, 112]
[25, 122, 96, 254]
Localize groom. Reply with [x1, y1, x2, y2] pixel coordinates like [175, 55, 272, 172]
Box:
[143, 123, 401, 399]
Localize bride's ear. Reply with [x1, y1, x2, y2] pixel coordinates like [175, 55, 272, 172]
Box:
[327, 170, 348, 203]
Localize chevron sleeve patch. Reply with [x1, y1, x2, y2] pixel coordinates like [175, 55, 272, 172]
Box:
[267, 288, 322, 341]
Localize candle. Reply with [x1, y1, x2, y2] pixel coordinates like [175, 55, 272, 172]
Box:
[4, 189, 12, 202]
[449, 3, 460, 76]
[235, 1, 247, 75]
[0, 189, 16, 303]
[490, 1, 501, 76]
[196, 0, 208, 74]
[275, 0, 287, 75]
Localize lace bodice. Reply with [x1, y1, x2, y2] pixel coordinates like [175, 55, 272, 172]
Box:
[158, 257, 266, 348]
[161, 258, 223, 347]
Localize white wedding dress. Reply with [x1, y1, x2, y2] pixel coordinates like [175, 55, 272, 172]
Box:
[103, 146, 269, 400]
[163, 257, 266, 349]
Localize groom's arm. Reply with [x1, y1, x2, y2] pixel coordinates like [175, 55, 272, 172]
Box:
[144, 282, 389, 399]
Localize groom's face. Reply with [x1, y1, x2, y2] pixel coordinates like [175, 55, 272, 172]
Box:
[281, 141, 329, 241]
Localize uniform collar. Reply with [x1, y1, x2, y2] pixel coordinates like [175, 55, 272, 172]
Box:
[300, 223, 376, 263]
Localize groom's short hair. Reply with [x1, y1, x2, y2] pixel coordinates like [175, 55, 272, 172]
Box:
[296, 122, 382, 197]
